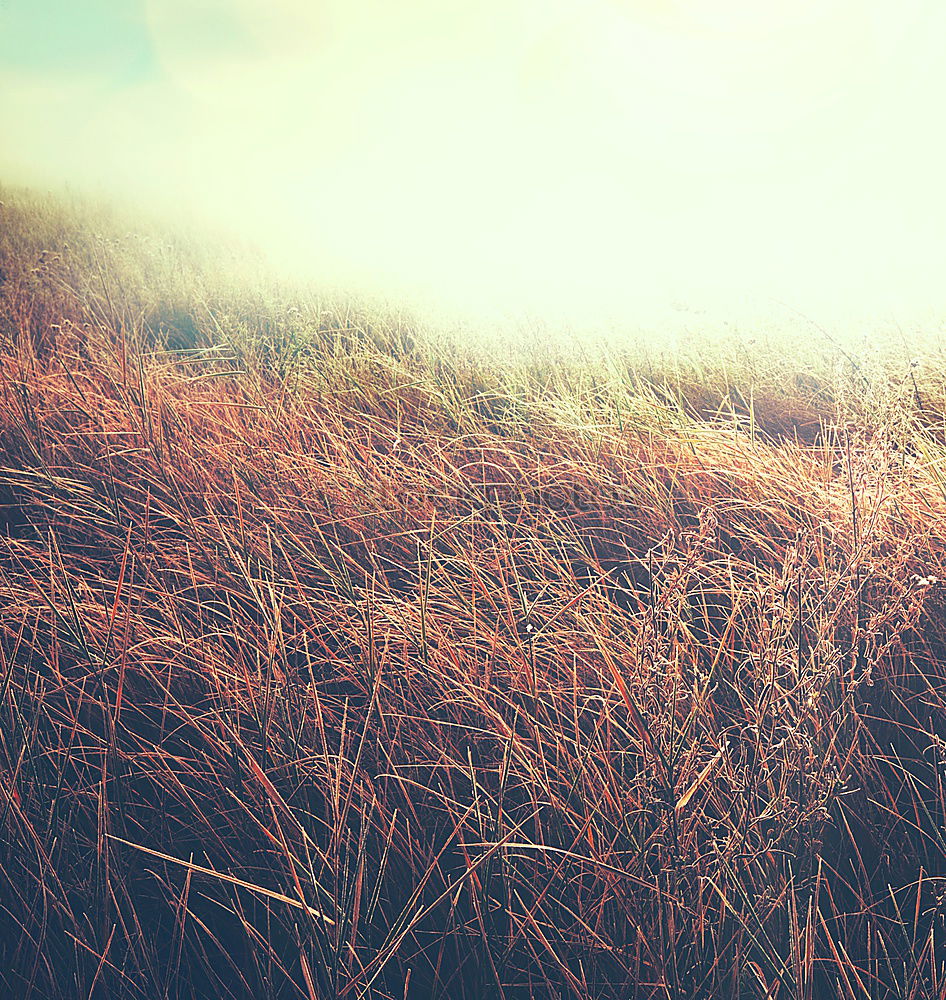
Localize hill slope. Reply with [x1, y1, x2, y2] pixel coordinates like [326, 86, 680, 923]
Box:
[2, 191, 946, 999]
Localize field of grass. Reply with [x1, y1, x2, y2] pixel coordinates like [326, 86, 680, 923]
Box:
[2, 188, 946, 999]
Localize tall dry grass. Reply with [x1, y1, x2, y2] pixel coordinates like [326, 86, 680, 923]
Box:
[2, 190, 946, 998]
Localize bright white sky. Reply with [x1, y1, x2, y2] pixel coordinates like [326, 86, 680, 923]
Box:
[3, 0, 946, 335]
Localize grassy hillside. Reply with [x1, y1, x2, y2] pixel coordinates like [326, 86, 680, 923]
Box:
[2, 189, 946, 999]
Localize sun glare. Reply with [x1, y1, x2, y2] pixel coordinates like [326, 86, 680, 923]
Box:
[3, 0, 945, 337]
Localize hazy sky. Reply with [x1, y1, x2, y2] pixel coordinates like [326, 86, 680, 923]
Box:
[3, 0, 946, 331]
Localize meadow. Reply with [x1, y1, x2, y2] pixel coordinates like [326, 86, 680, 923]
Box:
[2, 189, 946, 999]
